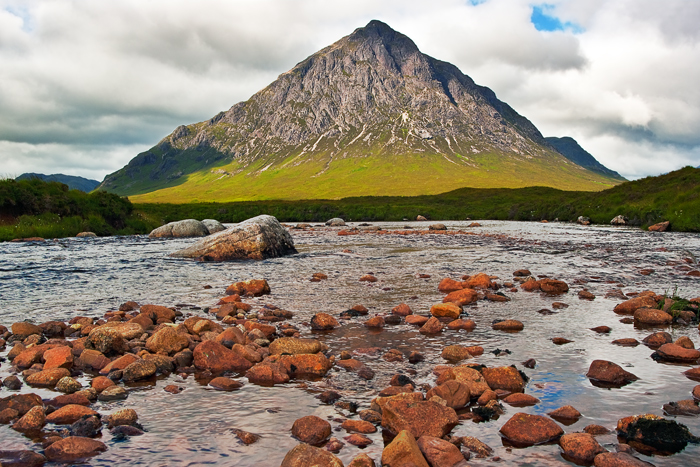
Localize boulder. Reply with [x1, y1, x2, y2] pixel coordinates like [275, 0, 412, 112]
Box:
[482, 366, 526, 392]
[459, 437, 493, 458]
[382, 430, 430, 467]
[280, 444, 343, 467]
[201, 219, 226, 233]
[577, 216, 591, 225]
[462, 273, 493, 289]
[11, 321, 42, 339]
[503, 393, 540, 407]
[0, 393, 43, 416]
[98, 386, 128, 401]
[648, 221, 670, 232]
[419, 317, 444, 334]
[121, 359, 158, 382]
[586, 360, 639, 387]
[145, 326, 189, 355]
[98, 322, 145, 340]
[291, 415, 331, 444]
[26, 368, 71, 388]
[548, 405, 582, 422]
[614, 296, 658, 315]
[426, 380, 470, 409]
[12, 405, 45, 432]
[46, 405, 98, 425]
[245, 362, 290, 385]
[442, 288, 478, 306]
[310, 313, 339, 331]
[85, 327, 124, 356]
[437, 366, 490, 397]
[429, 224, 447, 231]
[347, 453, 376, 467]
[611, 215, 629, 226]
[593, 452, 655, 466]
[273, 353, 332, 377]
[652, 343, 700, 363]
[416, 215, 428, 221]
[617, 414, 698, 453]
[269, 337, 324, 355]
[430, 303, 461, 320]
[499, 413, 564, 446]
[559, 433, 606, 464]
[634, 308, 673, 326]
[381, 399, 458, 438]
[226, 279, 271, 297]
[148, 219, 209, 238]
[44, 436, 107, 462]
[539, 279, 569, 294]
[492, 319, 524, 331]
[341, 419, 377, 434]
[325, 218, 346, 226]
[42, 346, 74, 369]
[438, 278, 463, 293]
[209, 376, 243, 391]
[392, 303, 412, 316]
[76, 232, 98, 239]
[193, 341, 253, 373]
[107, 408, 138, 428]
[447, 319, 476, 331]
[170, 215, 296, 261]
[441, 345, 471, 362]
[416, 436, 467, 467]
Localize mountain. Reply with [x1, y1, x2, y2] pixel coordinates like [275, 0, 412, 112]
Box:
[17, 173, 101, 192]
[545, 137, 625, 181]
[100, 20, 622, 203]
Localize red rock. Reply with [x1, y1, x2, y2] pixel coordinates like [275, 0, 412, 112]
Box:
[49, 393, 91, 407]
[675, 336, 695, 349]
[44, 436, 107, 462]
[209, 376, 243, 391]
[520, 279, 541, 292]
[426, 380, 470, 409]
[364, 316, 385, 328]
[663, 399, 700, 415]
[226, 279, 271, 297]
[591, 326, 612, 333]
[46, 405, 98, 425]
[559, 433, 606, 464]
[447, 319, 476, 331]
[12, 405, 45, 431]
[359, 274, 378, 282]
[76, 349, 111, 371]
[614, 296, 658, 315]
[345, 433, 373, 447]
[613, 338, 640, 347]
[684, 367, 700, 381]
[381, 399, 458, 438]
[477, 390, 497, 406]
[430, 303, 461, 319]
[552, 337, 573, 345]
[499, 413, 564, 446]
[347, 453, 376, 467]
[274, 353, 333, 377]
[0, 408, 19, 424]
[381, 430, 430, 467]
[438, 278, 464, 293]
[634, 308, 673, 325]
[442, 288, 478, 306]
[164, 385, 183, 394]
[121, 359, 157, 382]
[579, 290, 596, 300]
[310, 313, 339, 331]
[85, 326, 125, 356]
[416, 435, 467, 467]
[419, 317, 444, 334]
[441, 345, 471, 362]
[107, 408, 138, 428]
[291, 415, 331, 444]
[193, 340, 253, 373]
[352, 304, 369, 314]
[481, 366, 526, 392]
[492, 319, 524, 331]
[280, 443, 343, 467]
[548, 405, 582, 421]
[99, 353, 139, 375]
[503, 393, 540, 406]
[642, 331, 672, 348]
[539, 279, 569, 294]
[25, 368, 70, 388]
[341, 419, 377, 433]
[586, 360, 638, 386]
[392, 303, 412, 316]
[462, 273, 493, 289]
[652, 343, 700, 363]
[459, 436, 493, 458]
[584, 425, 611, 435]
[13, 343, 64, 369]
[43, 346, 73, 369]
[486, 292, 510, 302]
[146, 326, 190, 355]
[648, 221, 670, 232]
[405, 315, 429, 326]
[91, 376, 116, 393]
[11, 322, 43, 338]
[594, 452, 655, 466]
[243, 321, 276, 338]
[437, 366, 490, 397]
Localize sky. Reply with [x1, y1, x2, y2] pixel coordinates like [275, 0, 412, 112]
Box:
[1, 0, 699, 182]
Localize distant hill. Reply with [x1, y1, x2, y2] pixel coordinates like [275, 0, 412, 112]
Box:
[545, 137, 625, 181]
[100, 20, 622, 203]
[17, 173, 101, 192]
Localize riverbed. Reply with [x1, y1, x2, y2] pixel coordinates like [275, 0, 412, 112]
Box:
[1, 220, 699, 466]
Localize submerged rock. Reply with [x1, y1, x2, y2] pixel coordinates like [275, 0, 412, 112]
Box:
[617, 414, 699, 454]
[170, 215, 297, 261]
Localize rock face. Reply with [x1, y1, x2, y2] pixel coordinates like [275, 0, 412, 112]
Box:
[149, 219, 210, 238]
[170, 215, 297, 261]
[100, 20, 619, 201]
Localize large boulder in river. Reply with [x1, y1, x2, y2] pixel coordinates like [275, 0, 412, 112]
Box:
[148, 219, 209, 238]
[201, 219, 226, 233]
[325, 218, 346, 226]
[170, 215, 297, 261]
[610, 215, 629, 226]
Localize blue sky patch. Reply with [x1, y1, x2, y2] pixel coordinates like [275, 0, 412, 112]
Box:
[531, 4, 583, 33]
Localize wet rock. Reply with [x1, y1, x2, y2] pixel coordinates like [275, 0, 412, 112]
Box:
[694, 385, 700, 399]
[459, 436, 493, 458]
[675, 336, 695, 349]
[99, 321, 145, 340]
[310, 313, 339, 331]
[149, 219, 209, 238]
[0, 408, 19, 424]
[44, 436, 107, 462]
[11, 322, 43, 339]
[12, 405, 45, 432]
[442, 288, 478, 306]
[107, 408, 138, 428]
[438, 278, 464, 293]
[503, 393, 540, 407]
[648, 221, 670, 232]
[486, 291, 510, 302]
[280, 443, 343, 467]
[634, 308, 673, 326]
[499, 413, 564, 446]
[360, 409, 382, 424]
[0, 450, 46, 467]
[481, 366, 526, 392]
[274, 353, 332, 378]
[193, 340, 253, 373]
[405, 315, 429, 326]
[446, 319, 476, 331]
[99, 354, 139, 376]
[345, 433, 373, 447]
[2, 375, 22, 390]
[85, 327, 125, 356]
[408, 351, 424, 364]
[43, 346, 73, 369]
[76, 349, 111, 371]
[548, 405, 582, 422]
[613, 338, 640, 347]
[226, 279, 272, 297]
[164, 384, 183, 394]
[209, 376, 243, 391]
[560, 433, 606, 464]
[46, 405, 98, 425]
[326, 218, 346, 226]
[426, 381, 470, 409]
[539, 279, 569, 294]
[392, 303, 412, 316]
[578, 216, 591, 225]
[591, 326, 612, 334]
[522, 358, 536, 368]
[245, 362, 290, 385]
[579, 289, 596, 300]
[98, 385, 128, 401]
[584, 425, 611, 435]
[552, 337, 573, 345]
[617, 414, 698, 454]
[1, 395, 49, 417]
[441, 345, 471, 362]
[416, 435, 467, 467]
[641, 331, 672, 348]
[610, 215, 629, 226]
[232, 428, 260, 445]
[614, 296, 658, 315]
[586, 360, 639, 387]
[651, 343, 700, 363]
[492, 319, 524, 331]
[50, 393, 91, 407]
[383, 349, 403, 362]
[381, 399, 458, 438]
[56, 376, 82, 394]
[143, 353, 175, 374]
[359, 274, 378, 283]
[318, 390, 341, 404]
[419, 317, 444, 334]
[437, 366, 490, 397]
[291, 415, 331, 444]
[430, 303, 462, 320]
[347, 453, 376, 467]
[593, 452, 654, 466]
[71, 414, 102, 437]
[91, 375, 116, 393]
[663, 399, 700, 416]
[26, 368, 71, 388]
[382, 430, 430, 467]
[145, 326, 189, 355]
[122, 359, 158, 382]
[111, 425, 145, 437]
[477, 389, 497, 406]
[341, 419, 377, 433]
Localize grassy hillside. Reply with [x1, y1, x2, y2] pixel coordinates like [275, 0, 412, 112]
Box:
[0, 178, 157, 241]
[135, 166, 700, 232]
[123, 148, 619, 204]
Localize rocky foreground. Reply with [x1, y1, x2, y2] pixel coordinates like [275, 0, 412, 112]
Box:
[1, 225, 700, 466]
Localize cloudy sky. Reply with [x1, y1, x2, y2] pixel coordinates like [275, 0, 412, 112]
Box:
[1, 0, 698, 182]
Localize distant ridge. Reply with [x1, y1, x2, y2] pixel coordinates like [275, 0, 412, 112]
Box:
[100, 20, 623, 203]
[17, 173, 101, 192]
[545, 137, 625, 181]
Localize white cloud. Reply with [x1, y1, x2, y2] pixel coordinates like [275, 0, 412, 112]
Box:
[0, 0, 698, 181]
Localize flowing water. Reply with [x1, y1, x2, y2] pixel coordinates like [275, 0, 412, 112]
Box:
[1, 221, 700, 466]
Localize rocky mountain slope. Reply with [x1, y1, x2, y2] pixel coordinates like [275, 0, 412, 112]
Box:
[100, 20, 622, 202]
[545, 137, 625, 180]
[17, 173, 100, 192]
